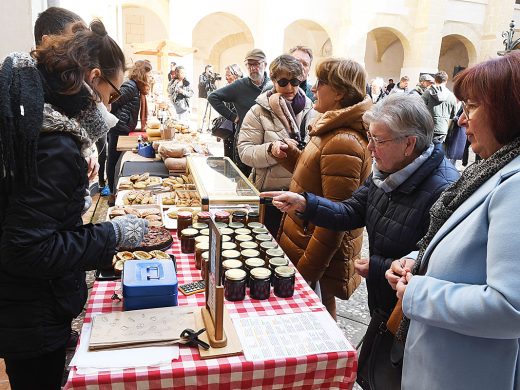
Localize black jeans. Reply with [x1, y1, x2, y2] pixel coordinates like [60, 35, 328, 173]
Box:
[4, 346, 66, 390]
[107, 130, 122, 193]
[95, 134, 107, 186]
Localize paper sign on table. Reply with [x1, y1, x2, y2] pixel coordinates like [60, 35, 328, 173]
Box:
[233, 311, 353, 361]
[89, 306, 196, 350]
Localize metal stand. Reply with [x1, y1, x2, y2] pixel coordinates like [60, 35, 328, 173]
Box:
[200, 99, 212, 133]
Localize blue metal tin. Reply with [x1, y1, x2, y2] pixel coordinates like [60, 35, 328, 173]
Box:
[123, 260, 178, 311]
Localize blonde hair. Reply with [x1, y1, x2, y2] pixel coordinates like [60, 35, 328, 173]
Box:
[315, 58, 366, 108]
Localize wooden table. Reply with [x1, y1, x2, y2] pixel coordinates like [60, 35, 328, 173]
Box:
[116, 135, 140, 152]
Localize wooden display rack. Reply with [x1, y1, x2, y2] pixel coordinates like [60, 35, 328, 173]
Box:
[198, 217, 242, 359]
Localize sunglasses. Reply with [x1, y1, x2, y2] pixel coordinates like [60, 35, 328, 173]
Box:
[100, 75, 122, 104]
[276, 78, 301, 87]
[315, 79, 328, 88]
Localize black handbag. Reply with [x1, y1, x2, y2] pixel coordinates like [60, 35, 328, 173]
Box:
[211, 116, 235, 140]
[356, 309, 403, 390]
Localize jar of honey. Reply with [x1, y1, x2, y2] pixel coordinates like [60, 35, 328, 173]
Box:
[214, 210, 230, 224]
[224, 269, 246, 301]
[196, 211, 212, 225]
[176, 211, 193, 239]
[273, 266, 296, 298]
[180, 228, 198, 254]
[249, 268, 272, 300]
[232, 210, 247, 224]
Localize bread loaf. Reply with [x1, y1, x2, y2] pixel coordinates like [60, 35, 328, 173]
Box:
[164, 157, 187, 172]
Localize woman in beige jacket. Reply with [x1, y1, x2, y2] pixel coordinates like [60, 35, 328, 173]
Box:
[237, 54, 313, 235]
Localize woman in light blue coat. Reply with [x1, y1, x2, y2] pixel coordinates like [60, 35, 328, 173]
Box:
[386, 51, 520, 389]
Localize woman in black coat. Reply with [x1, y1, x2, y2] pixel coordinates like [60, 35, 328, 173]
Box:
[0, 21, 148, 389]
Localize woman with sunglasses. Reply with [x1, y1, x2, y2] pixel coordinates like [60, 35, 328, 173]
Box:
[0, 20, 148, 389]
[237, 54, 313, 236]
[106, 59, 152, 203]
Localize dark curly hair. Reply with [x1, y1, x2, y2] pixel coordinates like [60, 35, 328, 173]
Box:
[31, 19, 126, 96]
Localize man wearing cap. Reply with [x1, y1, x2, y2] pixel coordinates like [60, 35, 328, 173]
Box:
[410, 74, 434, 96]
[208, 48, 271, 175]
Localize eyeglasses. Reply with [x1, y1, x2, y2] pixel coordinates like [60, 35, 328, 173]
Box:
[244, 61, 264, 69]
[367, 132, 407, 146]
[314, 79, 328, 88]
[276, 78, 301, 87]
[100, 75, 122, 104]
[461, 101, 478, 119]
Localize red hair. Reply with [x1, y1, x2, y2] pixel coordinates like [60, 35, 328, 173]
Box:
[453, 51, 520, 144]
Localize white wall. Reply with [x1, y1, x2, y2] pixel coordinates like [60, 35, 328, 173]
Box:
[0, 0, 37, 57]
[364, 34, 404, 82]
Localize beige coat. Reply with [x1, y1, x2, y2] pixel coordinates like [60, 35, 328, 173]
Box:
[237, 90, 313, 191]
[277, 96, 373, 299]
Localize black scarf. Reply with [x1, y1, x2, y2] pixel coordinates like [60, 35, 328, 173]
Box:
[396, 136, 520, 343]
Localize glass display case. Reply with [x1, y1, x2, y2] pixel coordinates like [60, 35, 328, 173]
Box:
[187, 156, 265, 221]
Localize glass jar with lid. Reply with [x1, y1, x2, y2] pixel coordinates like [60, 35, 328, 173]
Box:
[234, 228, 252, 237]
[195, 242, 210, 270]
[214, 210, 230, 224]
[241, 249, 261, 263]
[224, 269, 247, 301]
[244, 257, 265, 286]
[252, 227, 269, 238]
[221, 241, 238, 251]
[176, 211, 193, 239]
[249, 267, 272, 300]
[247, 211, 260, 224]
[239, 241, 259, 251]
[199, 228, 210, 237]
[273, 266, 296, 298]
[228, 221, 245, 230]
[232, 210, 247, 224]
[191, 222, 208, 232]
[259, 241, 278, 259]
[215, 222, 228, 229]
[266, 248, 285, 262]
[247, 221, 264, 230]
[222, 259, 243, 284]
[255, 234, 272, 245]
[195, 235, 209, 246]
[235, 234, 254, 246]
[268, 257, 289, 275]
[180, 228, 198, 254]
[201, 251, 209, 280]
[196, 211, 212, 225]
[219, 227, 234, 239]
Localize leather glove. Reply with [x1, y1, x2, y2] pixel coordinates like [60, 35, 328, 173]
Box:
[110, 214, 149, 249]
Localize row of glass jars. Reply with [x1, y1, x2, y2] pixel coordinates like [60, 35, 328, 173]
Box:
[177, 209, 260, 237]
[224, 264, 296, 301]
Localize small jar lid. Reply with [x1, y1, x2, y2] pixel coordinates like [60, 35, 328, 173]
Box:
[201, 251, 209, 259]
[247, 211, 260, 218]
[219, 227, 234, 236]
[177, 211, 193, 218]
[221, 242, 238, 250]
[228, 222, 245, 229]
[240, 241, 258, 250]
[232, 210, 247, 217]
[222, 249, 241, 259]
[247, 222, 264, 229]
[195, 235, 210, 244]
[245, 257, 265, 268]
[221, 235, 231, 242]
[275, 265, 295, 277]
[222, 259, 242, 269]
[235, 234, 253, 242]
[260, 241, 278, 250]
[215, 222, 228, 229]
[266, 248, 285, 258]
[252, 227, 269, 235]
[235, 228, 252, 236]
[181, 228, 198, 237]
[241, 249, 260, 258]
[200, 228, 210, 236]
[191, 222, 208, 230]
[255, 234, 272, 242]
[197, 211, 212, 219]
[215, 210, 230, 218]
[196, 242, 210, 251]
[250, 267, 271, 280]
[269, 257, 288, 267]
[225, 268, 246, 281]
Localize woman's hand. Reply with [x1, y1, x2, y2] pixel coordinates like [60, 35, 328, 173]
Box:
[271, 139, 298, 159]
[396, 272, 413, 300]
[86, 156, 99, 182]
[354, 258, 369, 278]
[260, 191, 307, 213]
[386, 258, 415, 290]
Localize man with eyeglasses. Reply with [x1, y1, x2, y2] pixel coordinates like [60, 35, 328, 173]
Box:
[208, 48, 271, 175]
[422, 71, 457, 143]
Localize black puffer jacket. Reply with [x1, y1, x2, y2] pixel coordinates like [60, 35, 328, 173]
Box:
[301, 143, 460, 315]
[0, 133, 116, 359]
[110, 79, 140, 135]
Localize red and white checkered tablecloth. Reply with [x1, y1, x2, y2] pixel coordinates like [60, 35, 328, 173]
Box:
[64, 235, 358, 389]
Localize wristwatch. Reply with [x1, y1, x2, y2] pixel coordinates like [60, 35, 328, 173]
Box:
[267, 142, 274, 156]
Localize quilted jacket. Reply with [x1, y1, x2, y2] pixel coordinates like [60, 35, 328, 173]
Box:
[110, 79, 140, 135]
[300, 142, 460, 314]
[277, 96, 372, 300]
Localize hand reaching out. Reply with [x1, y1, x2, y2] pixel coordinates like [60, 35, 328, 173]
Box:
[260, 191, 307, 213]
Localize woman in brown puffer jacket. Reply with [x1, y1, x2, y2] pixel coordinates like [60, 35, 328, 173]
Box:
[271, 58, 372, 318]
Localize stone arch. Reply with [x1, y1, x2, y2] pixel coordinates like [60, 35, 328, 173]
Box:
[364, 27, 410, 83]
[441, 21, 479, 65]
[192, 12, 254, 80]
[283, 19, 333, 78]
[438, 34, 477, 88]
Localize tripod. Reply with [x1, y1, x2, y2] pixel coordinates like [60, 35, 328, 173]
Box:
[200, 99, 212, 133]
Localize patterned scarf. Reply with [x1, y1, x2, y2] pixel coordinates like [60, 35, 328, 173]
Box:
[396, 136, 520, 343]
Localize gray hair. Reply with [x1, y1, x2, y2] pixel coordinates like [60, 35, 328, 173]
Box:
[363, 94, 433, 152]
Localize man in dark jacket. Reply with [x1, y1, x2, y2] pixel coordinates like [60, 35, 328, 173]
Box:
[207, 48, 271, 175]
